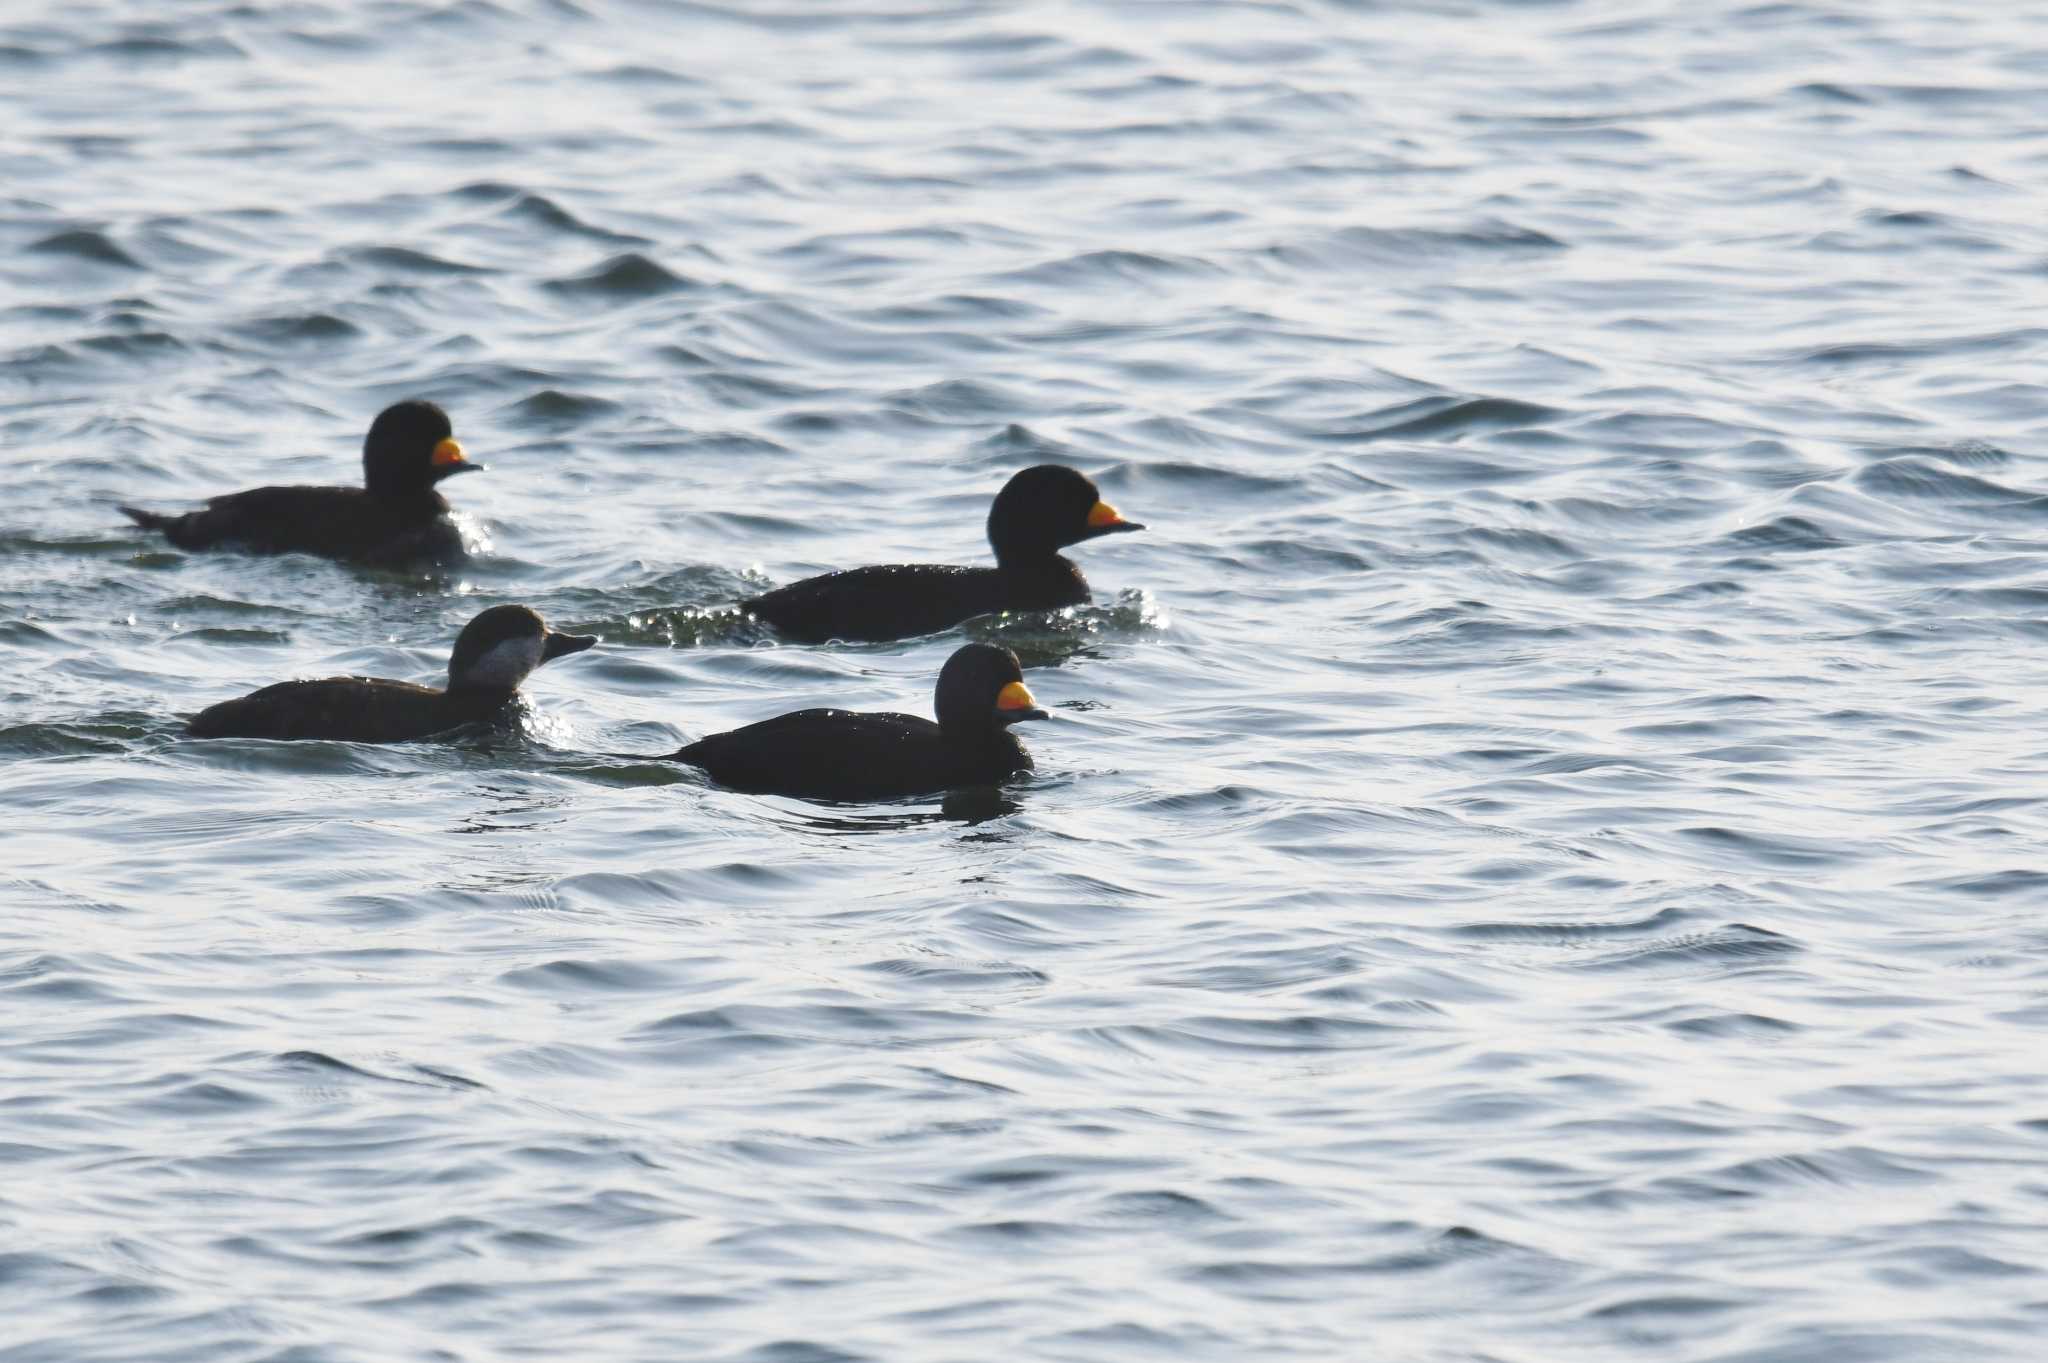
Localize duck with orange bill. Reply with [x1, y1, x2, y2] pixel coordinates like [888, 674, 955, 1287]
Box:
[741, 464, 1144, 642]
[668, 643, 1050, 802]
[120, 398, 482, 566]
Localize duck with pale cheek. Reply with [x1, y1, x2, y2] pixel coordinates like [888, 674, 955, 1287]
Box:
[741, 464, 1145, 643]
[188, 605, 596, 743]
[121, 399, 482, 566]
[669, 643, 1050, 802]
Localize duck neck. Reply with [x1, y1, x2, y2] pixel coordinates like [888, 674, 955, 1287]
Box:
[991, 548, 1088, 603]
[440, 683, 519, 718]
[941, 718, 1026, 762]
[367, 482, 451, 514]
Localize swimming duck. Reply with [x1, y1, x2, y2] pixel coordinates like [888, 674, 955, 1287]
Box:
[670, 643, 1047, 801]
[741, 464, 1143, 642]
[122, 399, 480, 565]
[188, 605, 595, 742]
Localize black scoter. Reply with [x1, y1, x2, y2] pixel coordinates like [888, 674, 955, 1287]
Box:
[671, 643, 1048, 801]
[189, 605, 595, 742]
[741, 464, 1143, 642]
[121, 399, 481, 565]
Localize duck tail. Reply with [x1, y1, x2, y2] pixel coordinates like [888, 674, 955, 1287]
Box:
[119, 505, 172, 532]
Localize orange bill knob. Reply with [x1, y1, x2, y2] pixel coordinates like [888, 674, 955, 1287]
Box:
[995, 680, 1049, 722]
[431, 437, 467, 467]
[1087, 499, 1126, 529]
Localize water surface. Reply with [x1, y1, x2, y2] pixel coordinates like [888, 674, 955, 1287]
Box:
[6, 2, 2048, 1359]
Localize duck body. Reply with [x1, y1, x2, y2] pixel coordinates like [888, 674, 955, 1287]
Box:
[187, 605, 595, 743]
[741, 559, 1088, 644]
[124, 486, 465, 566]
[121, 399, 480, 567]
[188, 676, 512, 742]
[740, 465, 1142, 644]
[670, 643, 1048, 802]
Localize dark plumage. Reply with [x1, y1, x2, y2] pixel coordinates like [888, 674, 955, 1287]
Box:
[188, 605, 595, 742]
[671, 643, 1049, 802]
[121, 399, 481, 566]
[741, 464, 1144, 643]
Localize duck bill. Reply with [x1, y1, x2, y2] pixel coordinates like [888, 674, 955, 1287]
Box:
[431, 438, 484, 479]
[542, 631, 598, 663]
[1080, 499, 1143, 540]
[995, 680, 1049, 725]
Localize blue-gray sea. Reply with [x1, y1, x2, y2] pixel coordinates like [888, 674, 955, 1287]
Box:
[6, 2, 2048, 1359]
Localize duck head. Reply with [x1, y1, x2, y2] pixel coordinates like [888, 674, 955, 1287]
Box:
[363, 399, 481, 500]
[985, 464, 1143, 565]
[935, 642, 1048, 738]
[446, 605, 596, 694]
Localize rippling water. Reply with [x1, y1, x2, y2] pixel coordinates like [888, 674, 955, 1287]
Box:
[7, 2, 2048, 1359]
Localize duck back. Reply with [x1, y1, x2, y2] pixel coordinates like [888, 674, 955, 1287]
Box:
[743, 560, 1087, 643]
[188, 676, 493, 742]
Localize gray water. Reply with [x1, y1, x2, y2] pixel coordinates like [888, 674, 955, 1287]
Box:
[6, 2, 2048, 1359]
